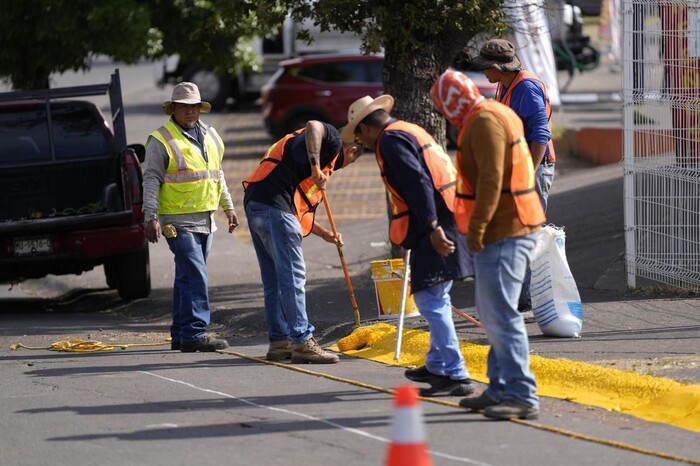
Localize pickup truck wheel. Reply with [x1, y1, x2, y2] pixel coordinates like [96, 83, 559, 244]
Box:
[105, 247, 151, 301]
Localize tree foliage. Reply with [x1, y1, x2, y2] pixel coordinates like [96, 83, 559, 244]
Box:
[0, 0, 154, 89]
[0, 0, 285, 90]
[265, 0, 505, 145]
[1, 0, 505, 144]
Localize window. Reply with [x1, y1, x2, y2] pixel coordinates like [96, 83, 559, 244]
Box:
[0, 103, 112, 164]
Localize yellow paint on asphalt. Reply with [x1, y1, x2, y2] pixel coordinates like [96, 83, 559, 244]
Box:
[332, 323, 700, 433]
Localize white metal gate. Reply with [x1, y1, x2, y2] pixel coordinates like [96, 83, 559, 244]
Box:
[623, 0, 700, 290]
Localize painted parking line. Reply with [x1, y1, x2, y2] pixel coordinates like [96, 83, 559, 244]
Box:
[140, 370, 492, 466]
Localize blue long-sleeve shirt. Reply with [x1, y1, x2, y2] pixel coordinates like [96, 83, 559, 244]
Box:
[500, 78, 551, 160]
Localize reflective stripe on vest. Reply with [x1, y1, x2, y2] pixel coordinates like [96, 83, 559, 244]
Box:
[497, 70, 556, 163]
[150, 121, 223, 214]
[375, 121, 458, 245]
[242, 128, 336, 236]
[454, 100, 545, 234]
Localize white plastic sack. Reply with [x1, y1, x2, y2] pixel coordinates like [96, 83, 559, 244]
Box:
[529, 225, 583, 337]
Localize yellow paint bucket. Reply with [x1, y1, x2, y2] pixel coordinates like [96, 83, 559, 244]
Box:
[370, 259, 420, 320]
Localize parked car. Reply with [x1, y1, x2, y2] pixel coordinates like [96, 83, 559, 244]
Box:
[261, 52, 496, 143]
[261, 52, 384, 138]
[0, 71, 151, 301]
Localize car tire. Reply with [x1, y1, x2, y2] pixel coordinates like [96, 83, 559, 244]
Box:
[182, 64, 231, 111]
[285, 113, 324, 135]
[104, 247, 151, 301]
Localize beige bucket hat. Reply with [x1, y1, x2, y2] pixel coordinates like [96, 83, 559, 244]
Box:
[340, 95, 395, 143]
[162, 82, 212, 115]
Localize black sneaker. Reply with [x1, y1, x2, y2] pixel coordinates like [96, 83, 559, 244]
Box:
[459, 392, 499, 411]
[171, 341, 181, 351]
[483, 399, 539, 420]
[180, 336, 229, 353]
[404, 365, 433, 382]
[419, 374, 475, 397]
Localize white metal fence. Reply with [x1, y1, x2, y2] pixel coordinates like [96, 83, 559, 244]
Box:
[623, 0, 700, 290]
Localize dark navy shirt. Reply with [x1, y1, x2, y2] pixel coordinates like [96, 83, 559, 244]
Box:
[244, 122, 343, 213]
[377, 120, 472, 292]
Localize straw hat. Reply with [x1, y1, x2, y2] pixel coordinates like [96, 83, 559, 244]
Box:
[162, 82, 212, 115]
[340, 95, 394, 143]
[470, 39, 522, 72]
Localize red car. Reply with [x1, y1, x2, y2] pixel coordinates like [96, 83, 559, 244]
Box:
[261, 52, 496, 144]
[262, 52, 384, 137]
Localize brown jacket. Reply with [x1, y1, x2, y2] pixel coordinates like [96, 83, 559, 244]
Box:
[458, 110, 540, 246]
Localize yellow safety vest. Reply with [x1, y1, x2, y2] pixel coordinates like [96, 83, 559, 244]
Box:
[149, 121, 224, 215]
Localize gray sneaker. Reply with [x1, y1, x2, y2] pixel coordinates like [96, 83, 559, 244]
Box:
[266, 340, 293, 361]
[483, 399, 539, 420]
[291, 337, 339, 364]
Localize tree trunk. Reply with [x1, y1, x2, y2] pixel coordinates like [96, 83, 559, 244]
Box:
[380, 31, 469, 258]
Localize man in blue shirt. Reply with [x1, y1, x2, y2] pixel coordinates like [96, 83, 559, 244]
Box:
[471, 39, 557, 314]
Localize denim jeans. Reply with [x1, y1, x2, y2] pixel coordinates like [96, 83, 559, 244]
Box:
[165, 229, 213, 343]
[474, 233, 539, 408]
[519, 161, 555, 309]
[413, 280, 469, 381]
[245, 201, 314, 343]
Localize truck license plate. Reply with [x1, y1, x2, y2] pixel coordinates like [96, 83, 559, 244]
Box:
[13, 237, 52, 256]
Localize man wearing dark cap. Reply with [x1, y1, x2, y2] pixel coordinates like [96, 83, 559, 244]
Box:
[471, 38, 557, 315]
[143, 82, 238, 352]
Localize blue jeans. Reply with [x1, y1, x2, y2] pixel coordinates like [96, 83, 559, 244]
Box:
[245, 202, 314, 343]
[165, 229, 213, 343]
[520, 161, 555, 309]
[474, 234, 539, 408]
[413, 281, 469, 381]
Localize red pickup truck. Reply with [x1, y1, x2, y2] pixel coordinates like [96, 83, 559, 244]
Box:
[0, 70, 151, 300]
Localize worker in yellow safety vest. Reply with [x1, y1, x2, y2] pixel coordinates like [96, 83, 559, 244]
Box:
[142, 82, 238, 353]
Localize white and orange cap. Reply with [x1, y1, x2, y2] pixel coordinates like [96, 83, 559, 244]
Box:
[430, 70, 484, 128]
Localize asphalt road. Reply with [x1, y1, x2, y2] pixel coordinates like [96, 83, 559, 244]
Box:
[1, 61, 699, 466]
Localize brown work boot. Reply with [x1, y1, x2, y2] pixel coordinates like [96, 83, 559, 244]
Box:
[291, 337, 339, 364]
[266, 340, 293, 361]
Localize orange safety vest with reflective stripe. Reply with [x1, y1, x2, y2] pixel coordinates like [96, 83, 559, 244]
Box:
[150, 121, 224, 214]
[375, 121, 458, 245]
[454, 100, 545, 234]
[497, 70, 556, 163]
[242, 128, 337, 236]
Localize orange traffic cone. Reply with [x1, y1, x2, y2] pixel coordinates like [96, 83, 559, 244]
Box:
[385, 384, 432, 466]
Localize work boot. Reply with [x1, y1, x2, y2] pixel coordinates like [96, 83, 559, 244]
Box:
[170, 341, 180, 351]
[459, 392, 499, 411]
[266, 340, 293, 361]
[483, 399, 539, 420]
[291, 338, 339, 364]
[404, 365, 433, 383]
[180, 336, 229, 353]
[419, 374, 475, 397]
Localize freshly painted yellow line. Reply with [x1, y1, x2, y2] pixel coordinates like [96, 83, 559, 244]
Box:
[332, 323, 700, 433]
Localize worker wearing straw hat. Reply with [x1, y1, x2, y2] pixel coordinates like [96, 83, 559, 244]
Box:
[342, 96, 475, 397]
